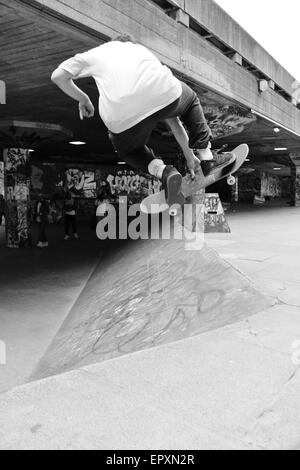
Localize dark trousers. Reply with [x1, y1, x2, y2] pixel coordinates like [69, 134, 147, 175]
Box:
[38, 218, 48, 243]
[65, 215, 77, 236]
[109, 81, 212, 172]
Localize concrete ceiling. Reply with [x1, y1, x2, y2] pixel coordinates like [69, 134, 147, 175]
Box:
[1, 0, 300, 169]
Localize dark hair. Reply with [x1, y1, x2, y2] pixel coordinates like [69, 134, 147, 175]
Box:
[111, 33, 137, 44]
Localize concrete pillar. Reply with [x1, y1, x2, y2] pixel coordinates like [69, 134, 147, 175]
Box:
[3, 148, 31, 248]
[290, 166, 300, 207]
[289, 153, 300, 207]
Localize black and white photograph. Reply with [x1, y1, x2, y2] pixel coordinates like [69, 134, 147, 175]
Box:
[0, 0, 300, 453]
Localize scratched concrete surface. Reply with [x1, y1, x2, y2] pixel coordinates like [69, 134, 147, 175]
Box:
[31, 236, 272, 381]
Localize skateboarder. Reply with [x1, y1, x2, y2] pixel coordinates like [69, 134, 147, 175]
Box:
[51, 34, 233, 206]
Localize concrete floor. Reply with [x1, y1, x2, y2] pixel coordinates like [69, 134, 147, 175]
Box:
[0, 224, 103, 393]
[1, 201, 300, 449]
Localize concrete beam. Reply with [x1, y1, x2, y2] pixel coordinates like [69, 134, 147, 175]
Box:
[20, 0, 300, 136]
[168, 8, 190, 28]
[185, 0, 296, 97]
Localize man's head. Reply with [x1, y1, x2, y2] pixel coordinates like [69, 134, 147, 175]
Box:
[111, 33, 137, 44]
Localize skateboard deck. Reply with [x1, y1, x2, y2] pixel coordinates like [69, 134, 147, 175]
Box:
[140, 144, 249, 215]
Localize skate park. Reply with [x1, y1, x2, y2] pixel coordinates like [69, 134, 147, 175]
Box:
[1, 0, 300, 450]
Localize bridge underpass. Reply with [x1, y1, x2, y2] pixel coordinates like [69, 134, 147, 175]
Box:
[1, 1, 300, 451]
[1, 0, 300, 212]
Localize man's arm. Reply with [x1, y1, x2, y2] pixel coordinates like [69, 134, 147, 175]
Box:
[51, 68, 95, 120]
[166, 117, 201, 178]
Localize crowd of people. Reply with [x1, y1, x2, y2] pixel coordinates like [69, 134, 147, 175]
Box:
[35, 191, 80, 248]
[0, 182, 112, 249]
[35, 183, 111, 249]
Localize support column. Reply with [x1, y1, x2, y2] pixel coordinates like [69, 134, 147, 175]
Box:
[0, 120, 73, 248]
[289, 153, 300, 207]
[3, 148, 31, 248]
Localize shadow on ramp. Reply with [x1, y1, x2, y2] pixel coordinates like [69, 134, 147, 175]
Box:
[31, 238, 272, 381]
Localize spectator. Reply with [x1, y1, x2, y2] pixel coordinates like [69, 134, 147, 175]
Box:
[64, 192, 79, 240]
[91, 185, 111, 230]
[36, 195, 50, 248]
[0, 195, 5, 226]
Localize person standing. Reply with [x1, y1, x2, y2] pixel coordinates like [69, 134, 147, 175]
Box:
[36, 195, 49, 248]
[64, 192, 79, 240]
[0, 195, 5, 226]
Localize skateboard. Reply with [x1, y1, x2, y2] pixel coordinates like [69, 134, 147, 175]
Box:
[140, 144, 249, 216]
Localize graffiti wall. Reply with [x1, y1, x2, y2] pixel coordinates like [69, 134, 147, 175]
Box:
[0, 162, 4, 196]
[238, 170, 286, 203]
[100, 168, 162, 204]
[63, 168, 97, 198]
[261, 172, 282, 198]
[4, 148, 31, 248]
[204, 194, 231, 233]
[30, 162, 161, 223]
[31, 163, 160, 202]
[291, 167, 300, 207]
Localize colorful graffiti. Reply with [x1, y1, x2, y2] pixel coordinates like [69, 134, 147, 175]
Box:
[4, 148, 31, 248]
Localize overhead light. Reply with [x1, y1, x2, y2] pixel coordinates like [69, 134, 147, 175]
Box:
[273, 127, 281, 133]
[117, 162, 126, 165]
[273, 168, 281, 171]
[245, 158, 250, 162]
[274, 147, 287, 151]
[69, 141, 87, 146]
[28, 149, 35, 153]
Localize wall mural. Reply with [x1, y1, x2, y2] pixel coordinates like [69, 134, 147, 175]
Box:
[31, 163, 161, 202]
[0, 162, 4, 196]
[29, 162, 162, 223]
[291, 167, 300, 207]
[63, 169, 97, 198]
[204, 193, 231, 233]
[4, 148, 31, 248]
[261, 172, 282, 199]
[102, 169, 162, 204]
[203, 105, 256, 140]
[238, 170, 285, 203]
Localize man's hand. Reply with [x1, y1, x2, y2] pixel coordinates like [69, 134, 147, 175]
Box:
[51, 68, 95, 119]
[165, 117, 201, 179]
[79, 98, 95, 120]
[185, 152, 201, 179]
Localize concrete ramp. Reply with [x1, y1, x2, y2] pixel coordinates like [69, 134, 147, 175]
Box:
[32, 238, 272, 381]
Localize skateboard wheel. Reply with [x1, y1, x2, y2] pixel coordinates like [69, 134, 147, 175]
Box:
[227, 175, 236, 186]
[169, 208, 178, 217]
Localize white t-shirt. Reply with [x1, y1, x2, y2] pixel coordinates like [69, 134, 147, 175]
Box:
[58, 41, 182, 134]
